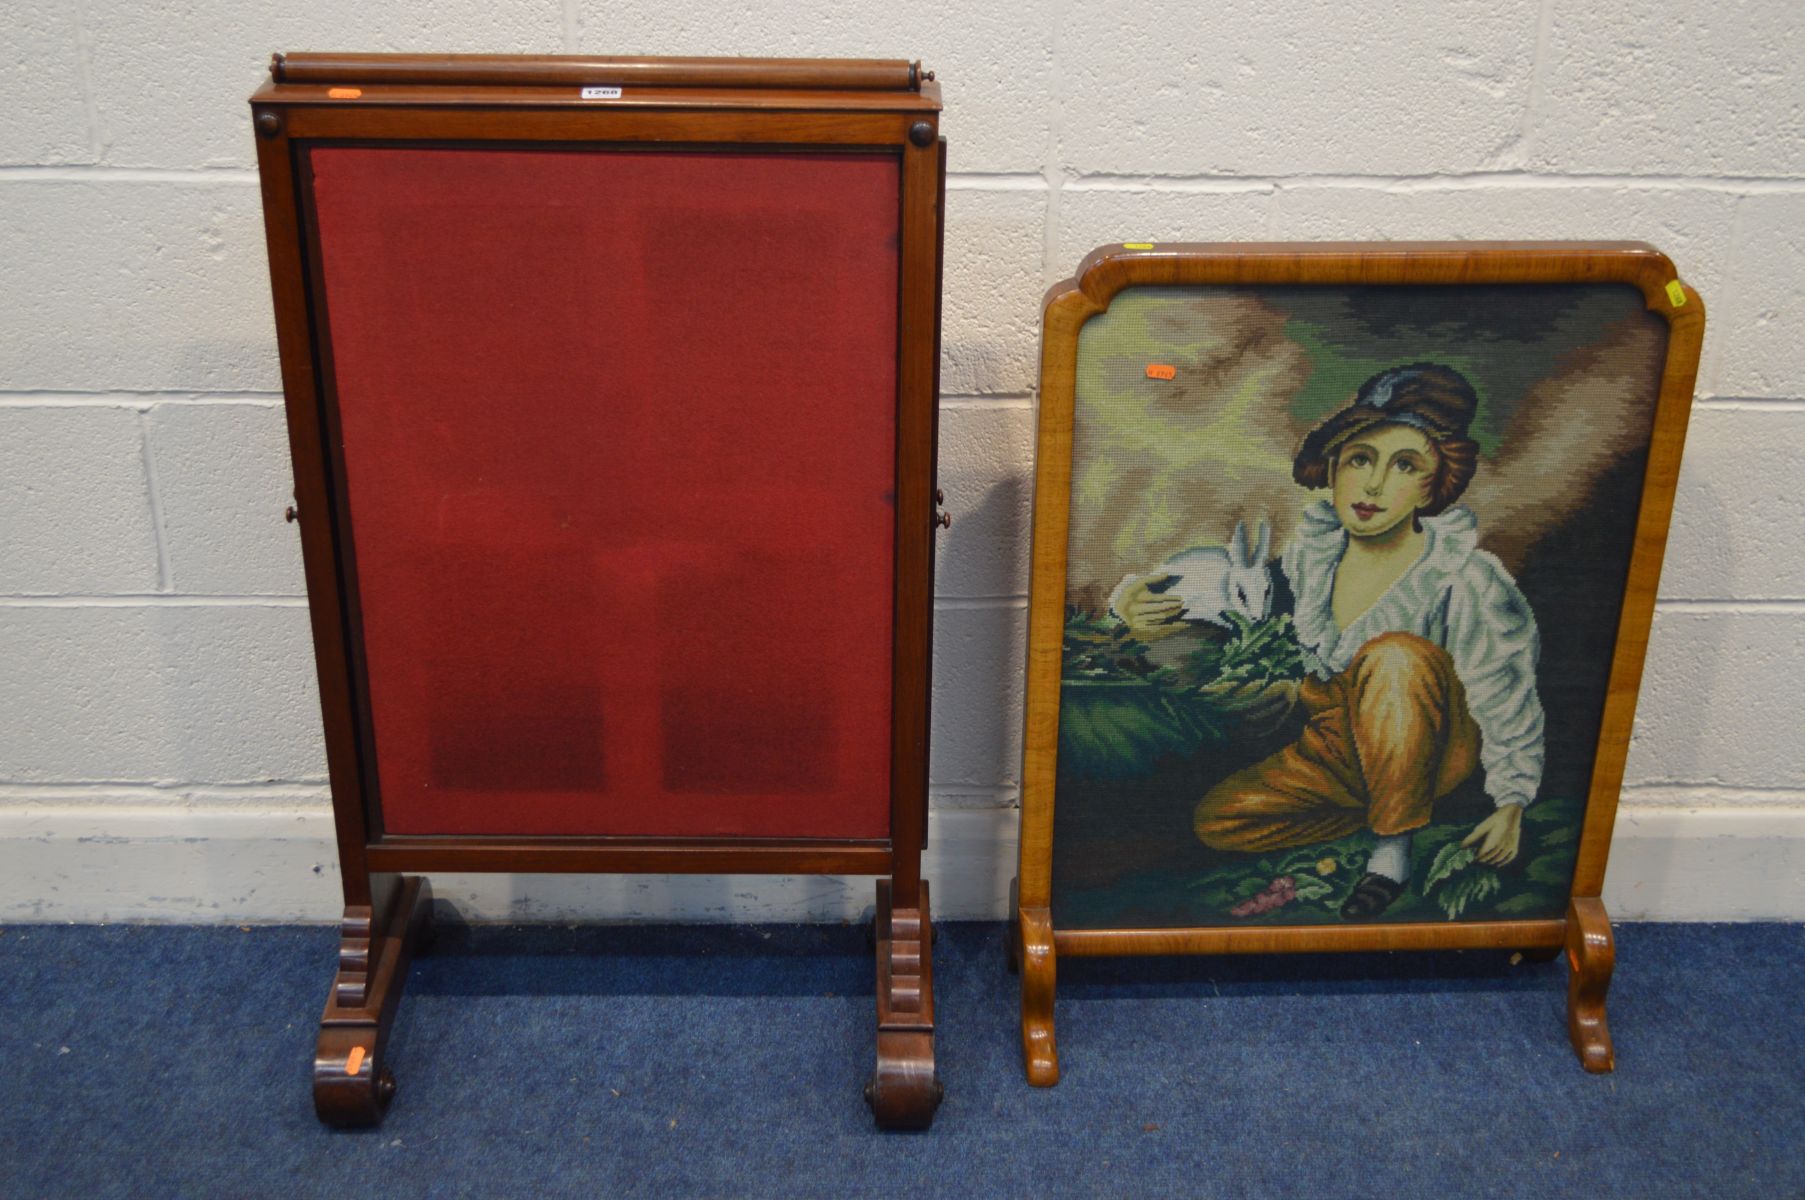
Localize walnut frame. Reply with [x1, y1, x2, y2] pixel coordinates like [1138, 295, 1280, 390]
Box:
[1013, 242, 1705, 1085]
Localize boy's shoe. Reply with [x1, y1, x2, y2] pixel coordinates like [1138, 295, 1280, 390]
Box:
[1340, 872, 1405, 919]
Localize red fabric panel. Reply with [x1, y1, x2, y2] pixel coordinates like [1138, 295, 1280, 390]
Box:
[308, 147, 899, 838]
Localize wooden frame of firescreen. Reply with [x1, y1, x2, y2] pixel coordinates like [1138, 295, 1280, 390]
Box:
[250, 53, 948, 1130]
[1014, 242, 1705, 1086]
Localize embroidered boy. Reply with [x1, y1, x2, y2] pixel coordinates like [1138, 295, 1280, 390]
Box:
[1115, 364, 1545, 918]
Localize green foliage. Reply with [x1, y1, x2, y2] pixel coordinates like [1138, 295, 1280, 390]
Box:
[1180, 611, 1308, 689]
[1188, 879, 1249, 915]
[1431, 866, 1503, 920]
[1523, 794, 1582, 829]
[1290, 873, 1336, 903]
[1526, 853, 1575, 889]
[1536, 823, 1579, 847]
[1058, 681, 1225, 780]
[1422, 842, 1477, 893]
[1061, 607, 1305, 693]
[1062, 608, 1161, 682]
[1420, 840, 1508, 920]
[1233, 876, 1272, 900]
[1057, 608, 1306, 780]
[1492, 892, 1561, 918]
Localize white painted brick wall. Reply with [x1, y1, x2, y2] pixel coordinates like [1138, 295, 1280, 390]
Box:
[0, 606, 325, 784]
[930, 604, 1029, 794]
[1627, 611, 1805, 786]
[575, 0, 1058, 173]
[1060, 2, 1538, 176]
[934, 404, 1036, 599]
[87, 4, 562, 169]
[2, 4, 92, 165]
[1265, 185, 1739, 301]
[1530, 3, 1805, 177]
[0, 182, 277, 392]
[943, 187, 1050, 395]
[143, 403, 307, 595]
[1664, 409, 1805, 599]
[3, 0, 1802, 921]
[1051, 187, 1276, 283]
[0, 408, 160, 594]
[1715, 193, 1805, 397]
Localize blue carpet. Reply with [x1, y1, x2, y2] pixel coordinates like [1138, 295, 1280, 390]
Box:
[1, 919, 1799, 1198]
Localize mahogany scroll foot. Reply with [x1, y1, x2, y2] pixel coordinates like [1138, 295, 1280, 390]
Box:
[313, 875, 434, 1128]
[866, 878, 942, 1130]
[1565, 896, 1616, 1074]
[1018, 905, 1059, 1087]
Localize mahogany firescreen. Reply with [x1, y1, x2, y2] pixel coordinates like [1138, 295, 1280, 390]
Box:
[309, 147, 899, 839]
[252, 53, 947, 1132]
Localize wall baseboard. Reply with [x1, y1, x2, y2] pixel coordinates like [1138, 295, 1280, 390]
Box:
[0, 803, 1799, 924]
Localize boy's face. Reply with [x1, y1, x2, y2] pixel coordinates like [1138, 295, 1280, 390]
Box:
[1330, 422, 1437, 539]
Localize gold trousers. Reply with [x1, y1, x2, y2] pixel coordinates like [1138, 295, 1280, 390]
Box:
[1194, 632, 1480, 853]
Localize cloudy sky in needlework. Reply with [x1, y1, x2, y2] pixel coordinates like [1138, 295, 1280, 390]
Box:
[1067, 284, 1666, 595]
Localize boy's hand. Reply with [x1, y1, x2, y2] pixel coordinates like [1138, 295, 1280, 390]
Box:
[1461, 804, 1523, 866]
[1117, 573, 1187, 640]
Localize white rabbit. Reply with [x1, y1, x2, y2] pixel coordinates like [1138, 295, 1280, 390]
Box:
[1110, 519, 1273, 629]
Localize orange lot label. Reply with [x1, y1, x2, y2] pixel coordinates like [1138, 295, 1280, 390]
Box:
[327, 87, 363, 99]
[1145, 364, 1177, 380]
[345, 1046, 366, 1074]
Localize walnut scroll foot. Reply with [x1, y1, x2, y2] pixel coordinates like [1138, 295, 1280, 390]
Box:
[866, 878, 942, 1130]
[313, 875, 434, 1128]
[1565, 895, 1616, 1074]
[1018, 904, 1059, 1087]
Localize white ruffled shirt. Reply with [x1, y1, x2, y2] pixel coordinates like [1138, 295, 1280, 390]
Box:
[1284, 501, 1545, 809]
